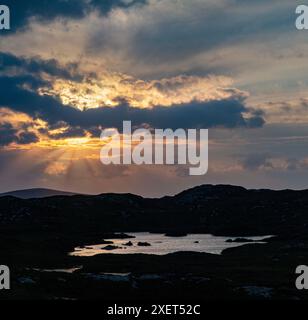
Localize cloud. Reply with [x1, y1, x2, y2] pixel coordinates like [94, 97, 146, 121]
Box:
[258, 98, 308, 124]
[0, 51, 265, 139]
[17, 131, 39, 144]
[0, 122, 39, 146]
[1, 0, 147, 34]
[84, 0, 294, 77]
[44, 74, 246, 110]
[1, 0, 306, 112]
[0, 123, 17, 146]
[79, 99, 264, 131]
[0, 52, 82, 81]
[241, 153, 274, 171]
[0, 0, 298, 79]
[0, 0, 307, 197]
[0, 74, 264, 133]
[47, 126, 86, 139]
[285, 158, 308, 171]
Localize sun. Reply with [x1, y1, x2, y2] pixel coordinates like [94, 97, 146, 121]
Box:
[65, 137, 91, 146]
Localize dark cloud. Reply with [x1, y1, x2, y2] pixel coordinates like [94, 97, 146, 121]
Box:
[49, 126, 86, 139]
[1, 0, 147, 34]
[0, 52, 81, 81]
[0, 123, 17, 146]
[0, 122, 39, 146]
[85, 99, 265, 131]
[17, 131, 39, 144]
[241, 154, 274, 171]
[0, 51, 265, 142]
[88, 0, 294, 76]
[0, 71, 265, 132]
[91, 0, 147, 13]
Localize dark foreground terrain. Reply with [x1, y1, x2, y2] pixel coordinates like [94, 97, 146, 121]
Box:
[1, 184, 308, 300]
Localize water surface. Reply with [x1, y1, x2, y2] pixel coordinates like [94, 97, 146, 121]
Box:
[70, 233, 272, 257]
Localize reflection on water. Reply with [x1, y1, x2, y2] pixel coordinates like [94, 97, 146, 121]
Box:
[70, 233, 272, 257]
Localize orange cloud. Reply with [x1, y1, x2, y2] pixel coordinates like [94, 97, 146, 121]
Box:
[39, 73, 247, 110]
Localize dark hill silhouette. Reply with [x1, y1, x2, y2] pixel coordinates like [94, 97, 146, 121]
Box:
[1, 184, 308, 300]
[0, 188, 79, 199]
[0, 184, 308, 238]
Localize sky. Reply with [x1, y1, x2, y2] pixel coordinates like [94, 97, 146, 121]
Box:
[1, 0, 308, 197]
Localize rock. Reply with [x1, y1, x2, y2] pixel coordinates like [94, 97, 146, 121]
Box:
[241, 286, 273, 299]
[137, 242, 151, 247]
[102, 245, 121, 251]
[138, 274, 163, 281]
[18, 277, 35, 285]
[86, 273, 130, 282]
[123, 241, 133, 246]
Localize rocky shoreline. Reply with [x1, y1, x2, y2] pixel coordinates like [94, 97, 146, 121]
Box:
[1, 235, 307, 300]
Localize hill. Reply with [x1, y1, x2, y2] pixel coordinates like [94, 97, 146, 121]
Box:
[0, 184, 308, 238]
[0, 188, 78, 199]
